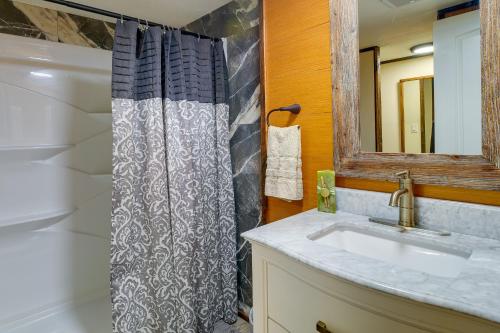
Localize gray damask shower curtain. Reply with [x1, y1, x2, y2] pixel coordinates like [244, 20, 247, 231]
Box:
[110, 21, 237, 333]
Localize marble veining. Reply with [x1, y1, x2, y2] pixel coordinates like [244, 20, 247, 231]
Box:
[185, 0, 259, 38]
[0, 0, 115, 50]
[242, 189, 500, 324]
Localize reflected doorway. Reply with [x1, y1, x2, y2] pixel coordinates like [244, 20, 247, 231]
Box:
[399, 76, 434, 153]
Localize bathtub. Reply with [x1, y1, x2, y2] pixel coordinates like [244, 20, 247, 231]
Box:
[0, 231, 112, 332]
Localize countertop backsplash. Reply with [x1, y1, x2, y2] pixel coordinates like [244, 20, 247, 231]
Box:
[336, 187, 500, 241]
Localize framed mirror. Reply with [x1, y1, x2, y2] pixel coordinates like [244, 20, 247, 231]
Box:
[329, 0, 500, 190]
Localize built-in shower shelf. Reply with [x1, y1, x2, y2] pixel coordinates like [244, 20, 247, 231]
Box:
[0, 208, 76, 232]
[0, 145, 73, 163]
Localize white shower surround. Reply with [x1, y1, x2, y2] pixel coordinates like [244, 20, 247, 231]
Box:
[0, 33, 112, 332]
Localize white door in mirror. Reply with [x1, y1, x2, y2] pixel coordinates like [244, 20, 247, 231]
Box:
[434, 10, 481, 155]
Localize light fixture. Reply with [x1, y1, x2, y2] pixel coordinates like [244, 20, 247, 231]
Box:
[410, 43, 434, 55]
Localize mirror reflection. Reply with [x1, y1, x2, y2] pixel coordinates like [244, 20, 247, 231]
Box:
[358, 0, 481, 154]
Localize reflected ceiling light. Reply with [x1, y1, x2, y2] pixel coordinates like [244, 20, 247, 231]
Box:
[410, 43, 434, 55]
[30, 71, 53, 78]
[29, 56, 51, 62]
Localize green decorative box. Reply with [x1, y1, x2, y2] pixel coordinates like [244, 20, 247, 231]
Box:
[317, 170, 336, 213]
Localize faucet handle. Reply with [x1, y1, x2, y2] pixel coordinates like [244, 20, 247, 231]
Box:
[395, 170, 411, 179]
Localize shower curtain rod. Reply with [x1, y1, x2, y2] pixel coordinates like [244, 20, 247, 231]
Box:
[43, 0, 219, 40]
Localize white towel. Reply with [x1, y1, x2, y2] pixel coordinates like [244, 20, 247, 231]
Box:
[265, 125, 303, 201]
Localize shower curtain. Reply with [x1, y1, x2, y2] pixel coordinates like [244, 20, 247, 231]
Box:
[110, 21, 237, 333]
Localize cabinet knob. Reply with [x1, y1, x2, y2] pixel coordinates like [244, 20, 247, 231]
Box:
[316, 320, 333, 333]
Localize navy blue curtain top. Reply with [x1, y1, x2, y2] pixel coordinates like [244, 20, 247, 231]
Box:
[112, 20, 228, 104]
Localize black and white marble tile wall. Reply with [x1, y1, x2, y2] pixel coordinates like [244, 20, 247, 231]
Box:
[186, 0, 262, 316]
[0, 0, 115, 50]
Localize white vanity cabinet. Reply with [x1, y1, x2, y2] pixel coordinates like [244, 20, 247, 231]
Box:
[250, 242, 500, 333]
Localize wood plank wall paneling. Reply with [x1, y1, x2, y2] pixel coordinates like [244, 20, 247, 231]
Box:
[262, 0, 500, 223]
[263, 0, 334, 222]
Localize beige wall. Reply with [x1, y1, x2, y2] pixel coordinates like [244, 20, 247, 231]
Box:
[359, 51, 376, 152]
[380, 56, 433, 152]
[402, 80, 422, 153]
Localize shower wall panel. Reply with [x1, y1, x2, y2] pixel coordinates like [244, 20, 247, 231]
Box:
[0, 33, 112, 328]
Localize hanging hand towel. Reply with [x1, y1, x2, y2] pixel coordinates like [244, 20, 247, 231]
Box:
[265, 125, 303, 201]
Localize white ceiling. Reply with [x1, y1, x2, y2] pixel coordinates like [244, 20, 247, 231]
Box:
[359, 0, 466, 60]
[17, 0, 233, 27]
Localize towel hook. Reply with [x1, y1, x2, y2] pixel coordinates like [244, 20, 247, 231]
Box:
[266, 104, 301, 126]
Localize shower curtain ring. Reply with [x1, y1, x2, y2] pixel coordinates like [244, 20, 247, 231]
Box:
[145, 20, 149, 29]
[120, 14, 123, 24]
[197, 33, 200, 42]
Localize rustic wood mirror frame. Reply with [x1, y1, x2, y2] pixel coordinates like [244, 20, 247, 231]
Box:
[329, 0, 500, 191]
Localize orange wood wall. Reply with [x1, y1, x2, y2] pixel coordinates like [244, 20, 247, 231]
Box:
[262, 0, 500, 223]
[262, 0, 334, 222]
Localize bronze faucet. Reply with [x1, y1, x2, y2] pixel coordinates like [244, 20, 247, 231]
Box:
[370, 170, 450, 235]
[389, 170, 415, 227]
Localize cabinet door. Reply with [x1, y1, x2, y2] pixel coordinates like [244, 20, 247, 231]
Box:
[267, 264, 429, 333]
[268, 318, 289, 333]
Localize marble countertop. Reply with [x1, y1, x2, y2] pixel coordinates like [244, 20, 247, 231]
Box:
[242, 209, 500, 324]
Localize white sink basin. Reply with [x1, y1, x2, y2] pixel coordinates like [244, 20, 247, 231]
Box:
[309, 225, 471, 278]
